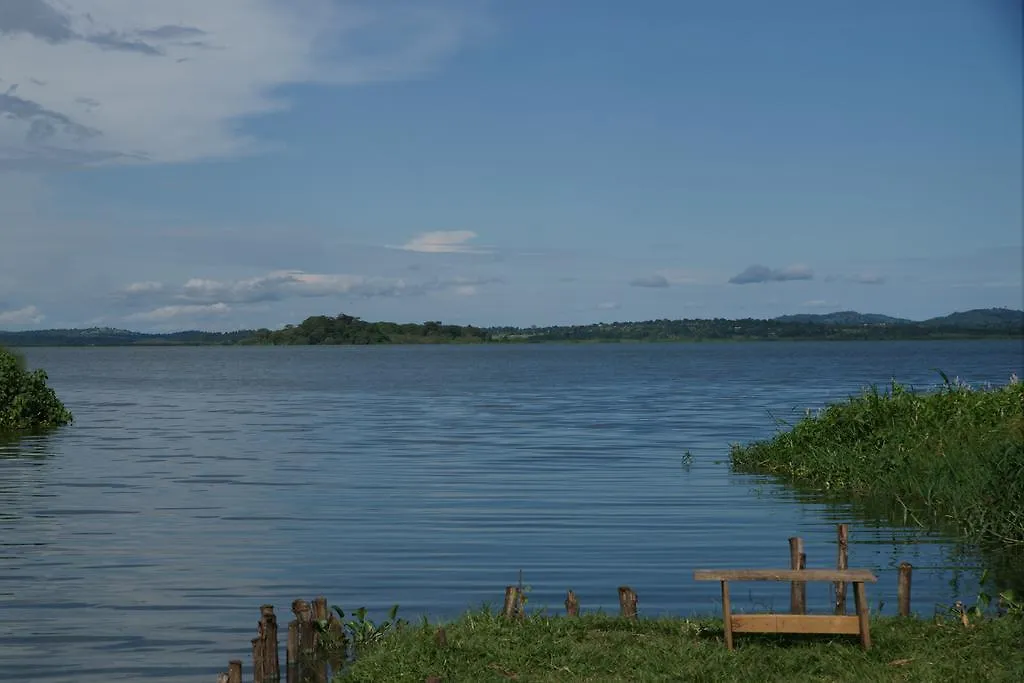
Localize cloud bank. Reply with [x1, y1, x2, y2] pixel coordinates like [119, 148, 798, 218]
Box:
[0, 0, 482, 167]
[116, 269, 499, 321]
[0, 305, 44, 325]
[729, 264, 814, 284]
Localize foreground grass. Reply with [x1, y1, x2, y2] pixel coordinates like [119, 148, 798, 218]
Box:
[730, 377, 1024, 548]
[341, 612, 1023, 682]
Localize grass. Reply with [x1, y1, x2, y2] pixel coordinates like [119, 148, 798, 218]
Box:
[340, 611, 1024, 682]
[729, 376, 1024, 549]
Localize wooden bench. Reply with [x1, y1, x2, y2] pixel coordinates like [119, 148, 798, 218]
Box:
[693, 569, 877, 650]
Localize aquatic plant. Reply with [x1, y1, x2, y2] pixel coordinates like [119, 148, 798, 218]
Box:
[730, 375, 1024, 548]
[0, 346, 73, 433]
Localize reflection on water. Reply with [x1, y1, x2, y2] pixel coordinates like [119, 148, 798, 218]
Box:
[0, 341, 1021, 682]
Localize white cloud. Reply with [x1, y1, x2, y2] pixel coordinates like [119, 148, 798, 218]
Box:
[395, 230, 488, 254]
[596, 301, 620, 310]
[0, 304, 45, 325]
[127, 302, 230, 321]
[0, 0, 484, 167]
[123, 280, 165, 294]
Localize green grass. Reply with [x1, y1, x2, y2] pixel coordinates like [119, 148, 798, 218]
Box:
[729, 377, 1024, 548]
[340, 611, 1024, 682]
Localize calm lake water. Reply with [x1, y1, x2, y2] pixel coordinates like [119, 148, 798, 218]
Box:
[1, 340, 1022, 681]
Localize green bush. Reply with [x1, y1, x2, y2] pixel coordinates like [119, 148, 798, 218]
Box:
[0, 346, 73, 433]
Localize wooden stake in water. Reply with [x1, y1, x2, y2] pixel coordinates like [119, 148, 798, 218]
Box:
[565, 590, 580, 617]
[502, 586, 521, 619]
[253, 605, 280, 683]
[835, 524, 849, 615]
[618, 586, 638, 620]
[789, 537, 806, 614]
[228, 661, 242, 683]
[897, 562, 913, 617]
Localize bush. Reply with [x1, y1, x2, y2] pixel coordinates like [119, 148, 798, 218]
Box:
[0, 346, 73, 433]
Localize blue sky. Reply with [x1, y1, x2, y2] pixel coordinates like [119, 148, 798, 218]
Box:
[0, 0, 1020, 331]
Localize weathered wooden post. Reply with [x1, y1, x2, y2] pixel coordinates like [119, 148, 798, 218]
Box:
[288, 599, 314, 683]
[310, 597, 331, 682]
[835, 524, 849, 615]
[618, 586, 638, 620]
[253, 605, 281, 683]
[435, 626, 448, 648]
[227, 661, 242, 683]
[502, 586, 522, 619]
[897, 562, 913, 617]
[565, 590, 579, 617]
[789, 537, 806, 614]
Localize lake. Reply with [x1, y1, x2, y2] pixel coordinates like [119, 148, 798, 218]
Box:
[1, 340, 1021, 682]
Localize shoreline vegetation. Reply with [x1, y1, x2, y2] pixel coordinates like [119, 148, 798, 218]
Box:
[730, 376, 1024, 551]
[1, 307, 1021, 347]
[0, 346, 73, 434]
[338, 611, 1024, 682]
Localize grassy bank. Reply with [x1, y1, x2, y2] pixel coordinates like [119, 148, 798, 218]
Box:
[730, 376, 1024, 549]
[341, 611, 1024, 682]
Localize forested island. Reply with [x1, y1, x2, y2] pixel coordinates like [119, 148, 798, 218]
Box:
[0, 307, 1021, 347]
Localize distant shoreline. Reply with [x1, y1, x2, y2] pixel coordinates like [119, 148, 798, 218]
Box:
[4, 333, 1021, 348]
[3, 307, 1021, 347]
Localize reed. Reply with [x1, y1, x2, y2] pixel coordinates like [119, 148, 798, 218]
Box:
[730, 375, 1024, 548]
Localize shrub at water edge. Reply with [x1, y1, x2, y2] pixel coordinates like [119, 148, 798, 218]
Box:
[0, 346, 73, 433]
[730, 376, 1024, 548]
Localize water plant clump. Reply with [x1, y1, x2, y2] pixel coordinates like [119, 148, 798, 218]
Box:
[0, 346, 73, 433]
[729, 375, 1024, 548]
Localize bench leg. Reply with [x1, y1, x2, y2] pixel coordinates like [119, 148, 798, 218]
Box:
[721, 580, 733, 650]
[853, 581, 871, 650]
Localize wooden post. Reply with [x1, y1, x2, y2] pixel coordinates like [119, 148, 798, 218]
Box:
[435, 626, 448, 648]
[835, 524, 849, 615]
[252, 636, 263, 683]
[897, 562, 913, 617]
[502, 586, 521, 619]
[565, 590, 579, 617]
[720, 581, 734, 650]
[853, 581, 871, 650]
[310, 597, 330, 682]
[789, 537, 806, 614]
[288, 599, 313, 683]
[228, 661, 242, 683]
[253, 605, 280, 683]
[618, 586, 638, 619]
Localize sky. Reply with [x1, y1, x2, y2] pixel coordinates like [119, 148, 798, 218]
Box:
[0, 0, 1021, 332]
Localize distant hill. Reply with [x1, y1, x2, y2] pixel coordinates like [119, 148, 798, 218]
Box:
[773, 311, 912, 326]
[0, 327, 254, 347]
[921, 308, 1024, 330]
